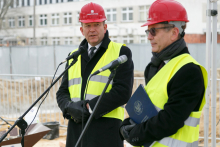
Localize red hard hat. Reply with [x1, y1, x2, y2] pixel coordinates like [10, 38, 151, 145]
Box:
[141, 0, 189, 27]
[79, 2, 107, 23]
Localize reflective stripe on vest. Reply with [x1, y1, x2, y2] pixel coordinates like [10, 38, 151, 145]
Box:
[145, 54, 208, 147]
[150, 138, 198, 147]
[68, 41, 125, 121]
[156, 107, 200, 127]
[68, 76, 113, 88]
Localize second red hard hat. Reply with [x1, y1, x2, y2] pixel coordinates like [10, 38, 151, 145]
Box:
[141, 0, 189, 27]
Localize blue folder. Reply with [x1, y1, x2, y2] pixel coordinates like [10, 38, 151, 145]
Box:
[125, 84, 158, 147]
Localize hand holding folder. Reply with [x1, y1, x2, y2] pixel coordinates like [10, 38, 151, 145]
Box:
[125, 84, 158, 147]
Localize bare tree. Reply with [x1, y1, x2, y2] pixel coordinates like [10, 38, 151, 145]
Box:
[0, 0, 13, 30]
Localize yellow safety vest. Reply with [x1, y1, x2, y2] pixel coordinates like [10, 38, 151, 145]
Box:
[68, 41, 125, 121]
[143, 54, 208, 147]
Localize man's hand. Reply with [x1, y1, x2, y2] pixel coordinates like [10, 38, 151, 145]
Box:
[65, 100, 90, 123]
[120, 118, 136, 140]
[120, 118, 142, 146]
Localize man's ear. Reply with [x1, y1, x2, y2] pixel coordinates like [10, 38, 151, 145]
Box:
[80, 27, 84, 36]
[171, 27, 179, 41]
[104, 24, 107, 33]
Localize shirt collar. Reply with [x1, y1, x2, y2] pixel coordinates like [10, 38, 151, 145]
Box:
[88, 42, 102, 53]
[164, 60, 169, 64]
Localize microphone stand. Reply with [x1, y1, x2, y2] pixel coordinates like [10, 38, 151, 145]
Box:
[0, 58, 78, 147]
[75, 69, 117, 147]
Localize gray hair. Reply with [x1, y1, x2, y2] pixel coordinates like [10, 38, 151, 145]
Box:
[169, 21, 186, 35]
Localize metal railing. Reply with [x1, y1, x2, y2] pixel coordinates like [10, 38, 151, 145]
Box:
[0, 74, 220, 143]
[0, 74, 145, 127]
[0, 74, 67, 127]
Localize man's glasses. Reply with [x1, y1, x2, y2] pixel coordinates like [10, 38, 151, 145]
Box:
[145, 25, 175, 36]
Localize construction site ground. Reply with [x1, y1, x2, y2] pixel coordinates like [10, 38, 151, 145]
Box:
[1, 71, 220, 146]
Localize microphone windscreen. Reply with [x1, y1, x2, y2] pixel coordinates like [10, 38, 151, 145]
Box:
[79, 46, 86, 54]
[118, 55, 128, 64]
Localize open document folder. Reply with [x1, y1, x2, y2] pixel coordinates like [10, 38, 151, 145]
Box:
[0, 123, 50, 147]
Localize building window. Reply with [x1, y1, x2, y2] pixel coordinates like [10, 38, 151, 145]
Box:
[22, 0, 24, 6]
[52, 37, 60, 45]
[40, 14, 47, 26]
[109, 36, 118, 42]
[51, 13, 59, 25]
[27, 0, 30, 6]
[41, 37, 47, 45]
[0, 1, 2, 9]
[76, 12, 80, 24]
[64, 12, 72, 25]
[106, 8, 116, 22]
[29, 15, 33, 26]
[140, 35, 148, 43]
[50, 0, 52, 3]
[2, 18, 5, 28]
[122, 35, 133, 44]
[77, 37, 82, 43]
[65, 37, 73, 45]
[122, 7, 133, 21]
[39, 0, 42, 5]
[9, 17, 15, 28]
[16, 0, 19, 7]
[45, 0, 47, 4]
[9, 40, 17, 46]
[9, 1, 14, 8]
[18, 16, 25, 27]
[29, 38, 33, 45]
[139, 6, 149, 21]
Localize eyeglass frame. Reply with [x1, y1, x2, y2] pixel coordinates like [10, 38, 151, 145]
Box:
[145, 25, 175, 36]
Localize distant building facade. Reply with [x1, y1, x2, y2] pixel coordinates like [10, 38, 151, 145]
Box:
[0, 0, 216, 46]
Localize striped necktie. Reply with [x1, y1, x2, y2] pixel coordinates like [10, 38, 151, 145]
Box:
[89, 47, 96, 58]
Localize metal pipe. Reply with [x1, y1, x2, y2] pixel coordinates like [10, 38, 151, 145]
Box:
[19, 80, 21, 116]
[6, 81, 9, 117]
[27, 80, 29, 115]
[10, 79, 12, 118]
[219, 80, 220, 137]
[200, 137, 220, 140]
[58, 79, 61, 124]
[204, 0, 211, 146]
[33, 0, 36, 45]
[14, 80, 17, 118]
[3, 80, 5, 116]
[211, 1, 217, 147]
[0, 74, 60, 77]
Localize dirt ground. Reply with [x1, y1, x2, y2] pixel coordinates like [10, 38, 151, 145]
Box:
[1, 70, 220, 146]
[0, 121, 67, 147]
[33, 128, 67, 147]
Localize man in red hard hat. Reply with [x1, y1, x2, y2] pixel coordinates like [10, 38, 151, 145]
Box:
[120, 0, 208, 146]
[56, 2, 134, 147]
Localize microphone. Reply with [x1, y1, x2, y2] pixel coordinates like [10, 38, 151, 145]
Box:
[61, 46, 86, 64]
[91, 55, 128, 76]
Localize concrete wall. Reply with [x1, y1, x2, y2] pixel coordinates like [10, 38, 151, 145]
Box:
[0, 43, 219, 76]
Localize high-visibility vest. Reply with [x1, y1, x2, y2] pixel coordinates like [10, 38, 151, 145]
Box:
[68, 41, 125, 121]
[144, 54, 208, 147]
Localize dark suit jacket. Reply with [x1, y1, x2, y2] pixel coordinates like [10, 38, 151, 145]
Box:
[56, 30, 134, 147]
